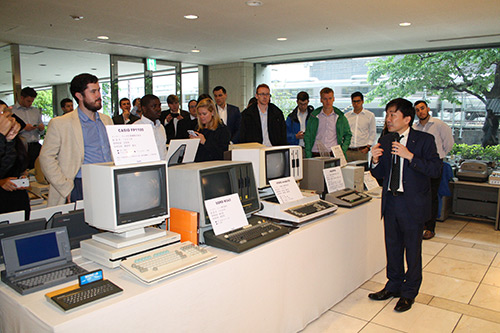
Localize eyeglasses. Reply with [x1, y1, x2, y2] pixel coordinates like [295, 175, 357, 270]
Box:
[257, 93, 271, 97]
[352, 99, 363, 103]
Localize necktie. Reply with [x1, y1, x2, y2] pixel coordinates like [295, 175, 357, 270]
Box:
[389, 134, 403, 194]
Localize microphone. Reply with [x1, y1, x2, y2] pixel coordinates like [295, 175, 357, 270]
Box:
[392, 132, 400, 164]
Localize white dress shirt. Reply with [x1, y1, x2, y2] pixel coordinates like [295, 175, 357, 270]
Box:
[413, 116, 454, 159]
[258, 104, 272, 147]
[135, 116, 167, 160]
[217, 104, 228, 125]
[345, 108, 376, 148]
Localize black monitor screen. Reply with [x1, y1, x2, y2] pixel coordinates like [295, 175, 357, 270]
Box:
[324, 160, 340, 169]
[201, 172, 232, 200]
[265, 150, 290, 182]
[114, 165, 168, 225]
[15, 232, 60, 266]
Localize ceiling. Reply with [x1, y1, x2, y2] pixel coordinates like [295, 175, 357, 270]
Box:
[1, 0, 500, 91]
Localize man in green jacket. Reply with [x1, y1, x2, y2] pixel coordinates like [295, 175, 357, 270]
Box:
[304, 87, 352, 158]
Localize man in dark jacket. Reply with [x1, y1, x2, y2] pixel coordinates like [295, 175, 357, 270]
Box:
[286, 91, 313, 146]
[239, 84, 287, 146]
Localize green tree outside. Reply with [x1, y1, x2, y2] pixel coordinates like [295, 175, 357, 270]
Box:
[366, 48, 500, 114]
[32, 89, 53, 118]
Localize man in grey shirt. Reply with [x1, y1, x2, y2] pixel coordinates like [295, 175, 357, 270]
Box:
[413, 100, 454, 240]
[12, 87, 45, 169]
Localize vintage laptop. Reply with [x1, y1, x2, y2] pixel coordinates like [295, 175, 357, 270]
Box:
[0, 218, 47, 264]
[1, 227, 87, 295]
[47, 210, 100, 249]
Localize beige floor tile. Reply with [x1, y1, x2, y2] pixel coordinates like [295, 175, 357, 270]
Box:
[420, 272, 479, 303]
[436, 219, 467, 230]
[331, 289, 391, 321]
[491, 253, 500, 267]
[359, 322, 403, 333]
[424, 257, 488, 282]
[370, 269, 387, 285]
[422, 241, 446, 256]
[427, 238, 474, 248]
[300, 310, 367, 333]
[371, 298, 461, 333]
[430, 297, 500, 325]
[461, 221, 497, 234]
[454, 230, 500, 248]
[414, 292, 433, 305]
[473, 243, 500, 253]
[454, 315, 500, 333]
[361, 281, 385, 292]
[482, 267, 500, 287]
[437, 244, 496, 265]
[421, 253, 434, 268]
[433, 228, 459, 239]
[470, 284, 500, 312]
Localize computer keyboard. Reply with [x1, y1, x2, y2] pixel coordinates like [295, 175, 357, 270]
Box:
[10, 265, 87, 294]
[203, 216, 290, 253]
[285, 199, 337, 218]
[120, 241, 217, 284]
[50, 279, 123, 312]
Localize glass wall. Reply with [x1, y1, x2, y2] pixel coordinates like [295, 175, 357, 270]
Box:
[266, 48, 500, 146]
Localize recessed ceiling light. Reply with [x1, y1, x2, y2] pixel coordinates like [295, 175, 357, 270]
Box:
[246, 1, 263, 7]
[191, 48, 201, 53]
[277, 37, 287, 41]
[91, 68, 97, 71]
[55, 74, 61, 76]
[39, 64, 47, 67]
[184, 14, 199, 20]
[97, 35, 109, 40]
[70, 15, 84, 21]
[399, 22, 411, 27]
[26, 79, 32, 81]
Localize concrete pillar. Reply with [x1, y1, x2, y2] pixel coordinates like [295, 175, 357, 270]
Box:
[208, 62, 255, 110]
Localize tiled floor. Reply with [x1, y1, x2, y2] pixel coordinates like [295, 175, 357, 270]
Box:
[300, 217, 500, 332]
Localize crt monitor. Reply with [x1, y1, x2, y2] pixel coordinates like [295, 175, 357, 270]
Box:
[82, 161, 169, 247]
[228, 144, 303, 188]
[168, 160, 260, 229]
[301, 157, 341, 196]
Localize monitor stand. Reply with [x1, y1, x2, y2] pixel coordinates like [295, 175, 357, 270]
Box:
[92, 227, 166, 249]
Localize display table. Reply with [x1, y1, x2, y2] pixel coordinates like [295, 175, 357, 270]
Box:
[0, 200, 385, 333]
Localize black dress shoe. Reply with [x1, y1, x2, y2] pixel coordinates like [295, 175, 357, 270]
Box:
[368, 289, 401, 301]
[394, 297, 414, 312]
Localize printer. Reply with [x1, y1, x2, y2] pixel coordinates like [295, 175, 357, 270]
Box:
[456, 160, 490, 182]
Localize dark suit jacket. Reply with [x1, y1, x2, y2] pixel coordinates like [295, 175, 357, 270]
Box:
[160, 109, 190, 143]
[239, 103, 287, 146]
[112, 114, 140, 125]
[371, 128, 442, 223]
[224, 104, 241, 143]
[175, 117, 198, 139]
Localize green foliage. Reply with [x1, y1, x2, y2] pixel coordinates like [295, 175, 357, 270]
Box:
[450, 143, 500, 163]
[272, 90, 296, 118]
[32, 89, 53, 118]
[101, 82, 112, 117]
[366, 49, 500, 106]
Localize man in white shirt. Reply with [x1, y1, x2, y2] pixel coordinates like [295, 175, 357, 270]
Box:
[413, 100, 454, 240]
[213, 86, 241, 143]
[135, 94, 167, 160]
[345, 91, 376, 162]
[12, 87, 45, 169]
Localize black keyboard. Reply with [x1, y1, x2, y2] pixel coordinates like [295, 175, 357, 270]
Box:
[285, 200, 336, 217]
[2, 265, 87, 295]
[51, 279, 123, 312]
[204, 216, 290, 253]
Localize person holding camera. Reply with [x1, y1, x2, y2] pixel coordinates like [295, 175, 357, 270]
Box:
[159, 95, 190, 143]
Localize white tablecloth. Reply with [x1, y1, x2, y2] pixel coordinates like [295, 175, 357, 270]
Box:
[0, 200, 386, 333]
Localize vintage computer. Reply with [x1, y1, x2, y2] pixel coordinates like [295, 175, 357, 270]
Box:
[301, 157, 341, 198]
[227, 144, 303, 190]
[80, 161, 180, 268]
[168, 160, 290, 251]
[324, 165, 372, 207]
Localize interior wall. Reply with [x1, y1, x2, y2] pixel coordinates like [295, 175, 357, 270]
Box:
[208, 62, 254, 111]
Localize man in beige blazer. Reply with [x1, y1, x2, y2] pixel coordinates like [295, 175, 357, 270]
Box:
[40, 73, 113, 206]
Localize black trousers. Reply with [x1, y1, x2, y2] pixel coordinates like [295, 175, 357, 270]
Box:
[425, 174, 442, 232]
[383, 194, 424, 299]
[27, 142, 42, 170]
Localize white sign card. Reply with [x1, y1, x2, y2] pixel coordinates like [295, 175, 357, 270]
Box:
[106, 125, 160, 165]
[364, 171, 380, 191]
[204, 193, 248, 236]
[331, 145, 347, 166]
[323, 166, 345, 193]
[269, 177, 303, 204]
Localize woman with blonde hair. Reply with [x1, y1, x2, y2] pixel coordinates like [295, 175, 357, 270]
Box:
[189, 98, 230, 162]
